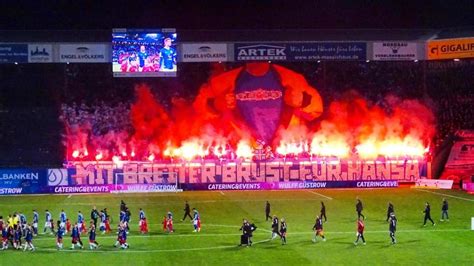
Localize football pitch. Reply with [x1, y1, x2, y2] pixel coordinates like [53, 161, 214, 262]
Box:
[1, 188, 473, 265]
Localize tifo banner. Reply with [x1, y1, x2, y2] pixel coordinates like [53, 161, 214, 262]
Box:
[0, 44, 28, 63]
[414, 178, 453, 189]
[28, 44, 53, 63]
[66, 159, 424, 185]
[372, 42, 418, 60]
[427, 38, 474, 60]
[0, 160, 425, 195]
[0, 169, 47, 195]
[59, 43, 109, 63]
[181, 43, 228, 62]
[235, 42, 366, 61]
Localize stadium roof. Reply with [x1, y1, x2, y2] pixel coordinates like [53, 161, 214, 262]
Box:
[0, 28, 472, 43]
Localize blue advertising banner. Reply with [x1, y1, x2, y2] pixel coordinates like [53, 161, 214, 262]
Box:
[0, 44, 28, 63]
[235, 43, 367, 61]
[0, 169, 47, 195]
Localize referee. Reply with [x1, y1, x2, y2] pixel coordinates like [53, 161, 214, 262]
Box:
[389, 212, 397, 244]
[181, 201, 192, 221]
[320, 202, 327, 222]
[271, 215, 281, 240]
[265, 201, 271, 221]
[423, 202, 435, 226]
[386, 202, 394, 222]
[356, 198, 365, 220]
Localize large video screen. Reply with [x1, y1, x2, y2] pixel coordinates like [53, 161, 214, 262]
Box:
[112, 28, 177, 77]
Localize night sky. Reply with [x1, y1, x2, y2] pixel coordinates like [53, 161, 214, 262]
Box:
[2, 0, 473, 30]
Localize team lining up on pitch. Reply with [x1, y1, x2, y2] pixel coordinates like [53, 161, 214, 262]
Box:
[0, 197, 450, 251]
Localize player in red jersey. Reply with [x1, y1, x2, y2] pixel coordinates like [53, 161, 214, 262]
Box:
[354, 217, 366, 245]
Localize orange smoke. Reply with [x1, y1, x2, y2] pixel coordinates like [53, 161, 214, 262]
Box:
[275, 91, 434, 159]
[65, 85, 434, 161]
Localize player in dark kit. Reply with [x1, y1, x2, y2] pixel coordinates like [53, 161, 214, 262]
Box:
[423, 202, 435, 226]
[56, 222, 64, 250]
[240, 219, 257, 247]
[88, 221, 99, 250]
[265, 201, 271, 221]
[320, 202, 327, 222]
[13, 226, 22, 249]
[271, 215, 281, 240]
[389, 212, 397, 244]
[280, 218, 287, 245]
[441, 198, 449, 222]
[1, 226, 8, 250]
[312, 216, 326, 242]
[23, 225, 35, 251]
[354, 218, 366, 245]
[182, 201, 192, 221]
[386, 202, 394, 222]
[70, 223, 83, 249]
[120, 200, 127, 212]
[356, 198, 365, 220]
[91, 206, 100, 229]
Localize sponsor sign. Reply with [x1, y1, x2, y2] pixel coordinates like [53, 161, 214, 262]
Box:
[235, 42, 366, 61]
[373, 42, 418, 60]
[59, 44, 109, 63]
[47, 168, 69, 186]
[0, 44, 28, 63]
[428, 38, 474, 60]
[44, 184, 179, 194]
[28, 44, 53, 63]
[182, 43, 228, 62]
[182, 180, 398, 190]
[414, 178, 453, 189]
[235, 43, 287, 61]
[0, 169, 47, 195]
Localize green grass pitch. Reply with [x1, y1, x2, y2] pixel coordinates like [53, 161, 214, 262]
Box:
[1, 188, 473, 265]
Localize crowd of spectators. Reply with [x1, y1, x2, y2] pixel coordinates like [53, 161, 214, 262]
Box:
[0, 59, 473, 167]
[60, 101, 131, 136]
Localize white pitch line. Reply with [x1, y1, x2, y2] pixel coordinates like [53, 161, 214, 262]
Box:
[259, 228, 273, 233]
[415, 189, 474, 202]
[39, 239, 272, 253]
[31, 228, 470, 242]
[307, 190, 333, 200]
